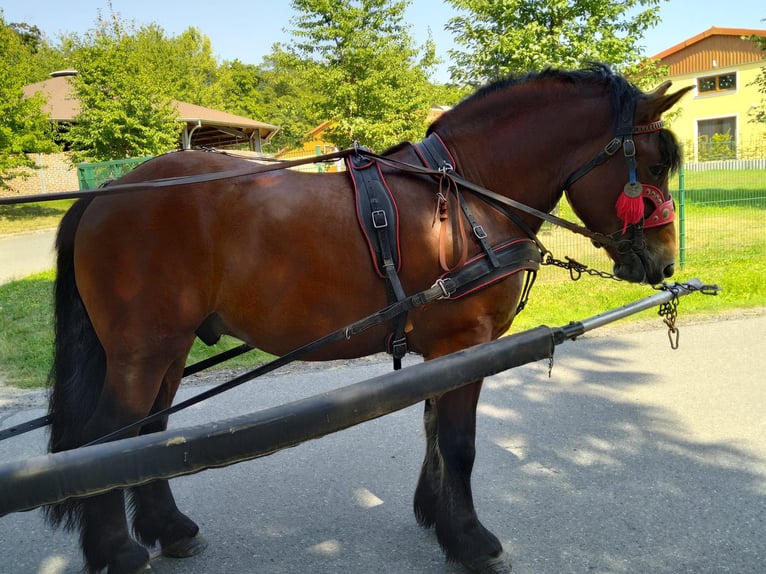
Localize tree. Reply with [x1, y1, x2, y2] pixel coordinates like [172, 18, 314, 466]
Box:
[218, 48, 323, 150]
[0, 15, 58, 188]
[133, 25, 224, 109]
[750, 31, 766, 125]
[64, 12, 180, 162]
[286, 0, 441, 150]
[445, 0, 666, 86]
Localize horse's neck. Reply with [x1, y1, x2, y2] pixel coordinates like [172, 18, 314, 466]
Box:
[438, 87, 612, 222]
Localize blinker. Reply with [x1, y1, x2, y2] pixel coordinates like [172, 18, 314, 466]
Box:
[642, 184, 675, 229]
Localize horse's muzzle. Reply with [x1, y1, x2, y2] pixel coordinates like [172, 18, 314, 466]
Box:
[614, 252, 674, 284]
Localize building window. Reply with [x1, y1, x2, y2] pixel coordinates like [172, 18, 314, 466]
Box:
[697, 117, 736, 160]
[697, 72, 737, 94]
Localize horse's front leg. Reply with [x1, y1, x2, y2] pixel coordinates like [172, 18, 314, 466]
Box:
[415, 380, 511, 574]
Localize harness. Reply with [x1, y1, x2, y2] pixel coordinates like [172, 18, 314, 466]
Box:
[348, 139, 542, 369]
[0, 86, 681, 443]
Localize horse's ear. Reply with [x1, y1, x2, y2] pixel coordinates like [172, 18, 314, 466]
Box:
[650, 80, 673, 97]
[644, 84, 694, 118]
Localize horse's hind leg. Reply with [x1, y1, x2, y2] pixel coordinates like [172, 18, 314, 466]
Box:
[416, 381, 510, 574]
[130, 479, 205, 559]
[75, 370, 164, 573]
[129, 357, 206, 559]
[77, 353, 195, 573]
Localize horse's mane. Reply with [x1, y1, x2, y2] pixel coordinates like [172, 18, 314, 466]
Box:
[427, 62, 682, 174]
[427, 62, 639, 136]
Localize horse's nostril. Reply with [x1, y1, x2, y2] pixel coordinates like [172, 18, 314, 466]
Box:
[664, 263, 675, 278]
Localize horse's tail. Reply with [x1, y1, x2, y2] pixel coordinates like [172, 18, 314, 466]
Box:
[44, 197, 106, 530]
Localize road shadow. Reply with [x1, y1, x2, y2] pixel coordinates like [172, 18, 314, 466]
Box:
[474, 334, 765, 574]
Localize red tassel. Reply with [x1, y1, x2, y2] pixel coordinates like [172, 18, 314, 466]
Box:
[616, 191, 644, 234]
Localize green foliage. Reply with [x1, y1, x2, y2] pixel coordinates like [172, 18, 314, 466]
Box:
[218, 49, 322, 151]
[0, 15, 59, 188]
[697, 131, 736, 161]
[285, 0, 445, 150]
[749, 32, 766, 125]
[63, 15, 180, 162]
[444, 0, 666, 86]
[132, 25, 224, 108]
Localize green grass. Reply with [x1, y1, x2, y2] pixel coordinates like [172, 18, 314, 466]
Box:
[0, 199, 76, 235]
[512, 256, 764, 331]
[671, 169, 765, 193]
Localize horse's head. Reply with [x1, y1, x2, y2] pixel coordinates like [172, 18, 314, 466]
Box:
[563, 76, 693, 284]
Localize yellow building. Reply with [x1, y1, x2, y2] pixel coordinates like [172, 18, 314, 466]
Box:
[652, 27, 766, 161]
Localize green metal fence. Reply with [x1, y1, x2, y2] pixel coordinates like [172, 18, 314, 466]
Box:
[77, 156, 152, 190]
[674, 160, 766, 268]
[537, 160, 766, 279]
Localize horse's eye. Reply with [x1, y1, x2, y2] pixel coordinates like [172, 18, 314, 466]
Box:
[648, 164, 666, 179]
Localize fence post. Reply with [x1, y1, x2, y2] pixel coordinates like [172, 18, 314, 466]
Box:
[678, 160, 686, 270]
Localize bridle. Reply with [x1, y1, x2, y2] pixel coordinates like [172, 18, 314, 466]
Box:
[562, 87, 675, 258]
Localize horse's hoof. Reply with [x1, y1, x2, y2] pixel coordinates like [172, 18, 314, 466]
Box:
[161, 533, 208, 558]
[462, 552, 512, 574]
[108, 563, 151, 574]
[107, 542, 151, 574]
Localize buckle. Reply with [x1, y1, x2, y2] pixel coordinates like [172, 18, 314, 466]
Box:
[371, 209, 388, 228]
[604, 137, 622, 156]
[391, 337, 408, 359]
[473, 225, 488, 239]
[623, 138, 636, 158]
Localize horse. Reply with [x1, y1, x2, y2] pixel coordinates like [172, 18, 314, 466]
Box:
[46, 64, 690, 574]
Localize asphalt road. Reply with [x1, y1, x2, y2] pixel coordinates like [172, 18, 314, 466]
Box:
[0, 309, 764, 574]
[0, 230, 57, 285]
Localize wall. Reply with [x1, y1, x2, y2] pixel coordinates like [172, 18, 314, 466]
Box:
[1, 153, 78, 197]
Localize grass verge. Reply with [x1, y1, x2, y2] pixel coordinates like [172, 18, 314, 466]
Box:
[0, 200, 76, 235]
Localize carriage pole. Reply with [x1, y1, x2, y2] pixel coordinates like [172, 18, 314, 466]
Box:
[0, 280, 714, 516]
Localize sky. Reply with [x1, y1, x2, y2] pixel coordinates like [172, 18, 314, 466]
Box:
[2, 0, 764, 83]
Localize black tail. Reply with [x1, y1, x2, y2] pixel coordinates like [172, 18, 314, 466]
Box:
[45, 197, 106, 530]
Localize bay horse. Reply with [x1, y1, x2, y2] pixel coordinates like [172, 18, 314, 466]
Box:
[46, 64, 690, 573]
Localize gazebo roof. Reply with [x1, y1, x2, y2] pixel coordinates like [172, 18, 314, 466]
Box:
[23, 73, 279, 149]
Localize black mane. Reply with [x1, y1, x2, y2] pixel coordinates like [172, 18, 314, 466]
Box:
[428, 63, 639, 136]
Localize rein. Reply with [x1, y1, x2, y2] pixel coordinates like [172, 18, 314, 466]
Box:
[0, 149, 356, 206]
[364, 148, 627, 252]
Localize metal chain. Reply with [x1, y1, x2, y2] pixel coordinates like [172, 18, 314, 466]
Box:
[543, 250, 721, 350]
[542, 252, 624, 282]
[657, 288, 680, 349]
[653, 280, 720, 350]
